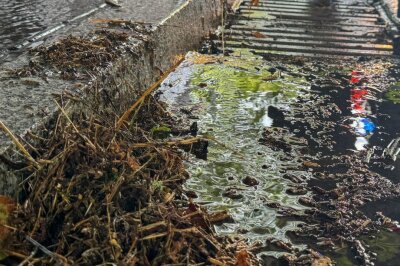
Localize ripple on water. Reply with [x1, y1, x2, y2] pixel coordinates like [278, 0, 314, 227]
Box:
[159, 52, 311, 250]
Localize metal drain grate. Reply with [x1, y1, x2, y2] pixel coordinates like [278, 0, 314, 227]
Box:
[224, 0, 395, 57]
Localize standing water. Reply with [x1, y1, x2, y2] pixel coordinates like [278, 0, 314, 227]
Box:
[158, 50, 400, 265]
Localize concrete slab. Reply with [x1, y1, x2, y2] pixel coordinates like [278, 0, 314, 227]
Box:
[0, 0, 104, 52]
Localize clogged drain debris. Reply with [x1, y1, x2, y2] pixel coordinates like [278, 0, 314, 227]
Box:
[0, 59, 256, 265]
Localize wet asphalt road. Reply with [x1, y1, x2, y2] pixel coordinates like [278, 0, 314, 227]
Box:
[0, 0, 104, 50]
[0, 0, 186, 60]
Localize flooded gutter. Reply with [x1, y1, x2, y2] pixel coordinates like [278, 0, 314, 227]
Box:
[0, 0, 222, 196]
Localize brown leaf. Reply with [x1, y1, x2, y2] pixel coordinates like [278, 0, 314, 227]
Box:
[303, 161, 321, 168]
[251, 31, 266, 38]
[311, 256, 332, 266]
[91, 19, 128, 24]
[0, 196, 15, 215]
[236, 249, 251, 266]
[250, 0, 259, 6]
[127, 156, 141, 171]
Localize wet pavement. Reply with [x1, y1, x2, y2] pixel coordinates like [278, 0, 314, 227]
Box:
[0, 0, 103, 57]
[158, 50, 400, 265]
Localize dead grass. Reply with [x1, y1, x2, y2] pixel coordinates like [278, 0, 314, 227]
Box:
[2, 63, 254, 265]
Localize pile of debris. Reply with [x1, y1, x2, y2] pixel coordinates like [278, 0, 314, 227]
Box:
[8, 23, 151, 80]
[0, 69, 254, 265]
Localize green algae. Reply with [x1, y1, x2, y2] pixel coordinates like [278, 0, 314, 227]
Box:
[150, 125, 171, 139]
[191, 63, 298, 99]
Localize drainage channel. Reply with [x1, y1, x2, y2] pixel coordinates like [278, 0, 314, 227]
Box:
[225, 0, 395, 57]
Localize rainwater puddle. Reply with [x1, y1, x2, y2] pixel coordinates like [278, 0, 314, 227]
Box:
[158, 51, 400, 264]
[326, 231, 400, 266]
[361, 231, 400, 266]
[159, 51, 311, 255]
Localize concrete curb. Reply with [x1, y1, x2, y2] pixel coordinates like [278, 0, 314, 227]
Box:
[374, 0, 400, 54]
[0, 0, 222, 195]
[375, 0, 400, 29]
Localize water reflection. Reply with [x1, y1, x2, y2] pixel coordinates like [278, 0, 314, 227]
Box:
[349, 71, 376, 151]
[158, 53, 309, 250]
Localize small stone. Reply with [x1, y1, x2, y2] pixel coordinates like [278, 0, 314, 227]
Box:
[283, 173, 303, 183]
[105, 0, 121, 7]
[303, 161, 321, 168]
[299, 196, 316, 207]
[286, 187, 307, 195]
[222, 189, 243, 199]
[242, 176, 259, 186]
[237, 228, 249, 234]
[185, 190, 198, 198]
[198, 82, 207, 88]
[266, 202, 281, 208]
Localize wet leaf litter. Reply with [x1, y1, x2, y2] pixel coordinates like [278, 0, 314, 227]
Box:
[156, 48, 400, 265]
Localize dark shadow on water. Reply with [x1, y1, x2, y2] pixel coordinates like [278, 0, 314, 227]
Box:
[360, 197, 400, 221]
